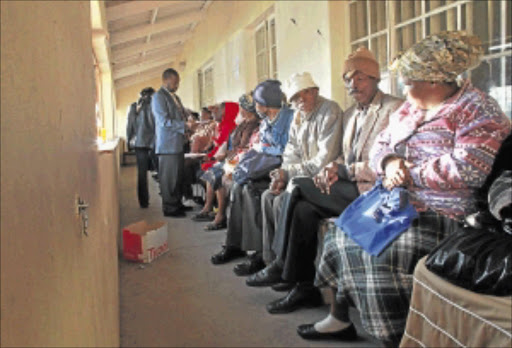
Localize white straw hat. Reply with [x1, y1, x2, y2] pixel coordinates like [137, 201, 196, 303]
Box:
[283, 72, 319, 101]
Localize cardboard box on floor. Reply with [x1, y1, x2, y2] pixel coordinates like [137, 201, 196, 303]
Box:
[123, 221, 169, 263]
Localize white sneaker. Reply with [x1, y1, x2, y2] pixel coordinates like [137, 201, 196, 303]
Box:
[182, 198, 199, 207]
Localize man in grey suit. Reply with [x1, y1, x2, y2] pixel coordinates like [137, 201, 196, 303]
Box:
[152, 68, 191, 217]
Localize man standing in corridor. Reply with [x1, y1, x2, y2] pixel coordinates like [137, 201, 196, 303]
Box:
[152, 68, 192, 217]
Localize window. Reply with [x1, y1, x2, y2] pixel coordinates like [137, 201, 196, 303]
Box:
[255, 16, 278, 83]
[348, 0, 511, 117]
[198, 63, 214, 108]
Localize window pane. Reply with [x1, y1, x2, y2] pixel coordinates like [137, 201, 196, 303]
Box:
[269, 19, 276, 46]
[257, 53, 269, 83]
[445, 7, 457, 31]
[507, 1, 512, 45]
[370, 0, 386, 33]
[271, 46, 277, 78]
[491, 0, 502, 48]
[371, 34, 388, 71]
[397, 21, 421, 52]
[460, 4, 466, 31]
[472, 0, 509, 53]
[426, 0, 446, 12]
[471, 57, 512, 119]
[488, 56, 512, 118]
[256, 26, 267, 53]
[472, 0, 490, 53]
[426, 12, 447, 36]
[351, 0, 368, 40]
[395, 0, 421, 23]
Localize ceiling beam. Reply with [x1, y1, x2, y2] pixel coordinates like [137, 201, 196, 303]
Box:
[106, 1, 190, 22]
[111, 10, 203, 46]
[115, 67, 170, 89]
[112, 33, 188, 62]
[114, 47, 182, 70]
[114, 57, 177, 80]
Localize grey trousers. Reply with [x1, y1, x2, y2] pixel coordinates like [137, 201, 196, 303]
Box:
[261, 189, 289, 264]
[226, 179, 270, 251]
[271, 177, 359, 263]
[158, 153, 184, 214]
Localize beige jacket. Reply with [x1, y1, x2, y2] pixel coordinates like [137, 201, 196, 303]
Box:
[337, 90, 403, 193]
[282, 96, 345, 178]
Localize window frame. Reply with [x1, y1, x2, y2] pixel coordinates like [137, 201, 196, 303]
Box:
[198, 61, 215, 108]
[347, 0, 511, 116]
[255, 13, 278, 83]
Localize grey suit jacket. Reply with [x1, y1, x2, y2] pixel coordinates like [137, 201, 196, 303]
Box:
[152, 87, 186, 155]
[337, 90, 404, 193]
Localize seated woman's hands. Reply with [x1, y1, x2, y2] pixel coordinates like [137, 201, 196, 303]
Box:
[383, 157, 414, 190]
[314, 161, 339, 194]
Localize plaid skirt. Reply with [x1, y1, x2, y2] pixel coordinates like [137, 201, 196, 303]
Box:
[315, 210, 461, 344]
[200, 161, 225, 191]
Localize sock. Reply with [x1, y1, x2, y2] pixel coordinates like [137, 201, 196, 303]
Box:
[313, 314, 351, 333]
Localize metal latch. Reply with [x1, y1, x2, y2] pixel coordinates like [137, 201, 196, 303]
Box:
[76, 196, 89, 236]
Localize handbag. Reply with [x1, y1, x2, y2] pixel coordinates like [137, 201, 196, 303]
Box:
[425, 227, 512, 296]
[335, 179, 418, 256]
[425, 170, 512, 296]
[232, 149, 282, 185]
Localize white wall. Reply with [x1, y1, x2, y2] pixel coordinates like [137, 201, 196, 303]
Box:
[274, 1, 333, 99]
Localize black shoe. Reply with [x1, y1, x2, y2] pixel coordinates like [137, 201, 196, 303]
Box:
[193, 196, 205, 205]
[266, 284, 323, 314]
[140, 204, 149, 209]
[271, 282, 295, 292]
[245, 261, 283, 287]
[179, 205, 193, 212]
[211, 246, 247, 265]
[163, 210, 186, 218]
[297, 323, 357, 341]
[233, 255, 265, 276]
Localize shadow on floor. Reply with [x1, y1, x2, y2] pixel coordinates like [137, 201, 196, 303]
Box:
[119, 166, 380, 347]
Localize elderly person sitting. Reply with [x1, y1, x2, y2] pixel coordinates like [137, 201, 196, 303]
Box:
[211, 80, 294, 265]
[247, 48, 403, 314]
[231, 72, 345, 276]
[192, 93, 261, 230]
[296, 31, 511, 347]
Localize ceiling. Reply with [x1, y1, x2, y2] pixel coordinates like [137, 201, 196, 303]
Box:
[105, 0, 212, 89]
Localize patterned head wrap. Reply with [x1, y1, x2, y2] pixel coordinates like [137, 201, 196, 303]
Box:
[390, 31, 483, 82]
[239, 92, 256, 114]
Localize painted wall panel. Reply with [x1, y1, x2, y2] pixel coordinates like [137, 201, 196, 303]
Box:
[1, 2, 119, 346]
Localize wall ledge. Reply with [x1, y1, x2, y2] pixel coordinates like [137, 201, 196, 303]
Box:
[98, 137, 120, 153]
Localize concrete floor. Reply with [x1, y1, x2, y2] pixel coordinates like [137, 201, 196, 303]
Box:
[119, 165, 379, 347]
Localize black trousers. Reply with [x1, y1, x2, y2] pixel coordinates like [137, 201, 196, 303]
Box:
[135, 148, 151, 207]
[158, 153, 185, 214]
[149, 149, 159, 172]
[273, 177, 360, 283]
[183, 158, 201, 199]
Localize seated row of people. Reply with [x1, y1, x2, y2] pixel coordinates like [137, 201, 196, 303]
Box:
[190, 30, 510, 345]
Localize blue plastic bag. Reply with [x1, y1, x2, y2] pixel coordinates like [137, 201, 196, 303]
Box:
[232, 149, 282, 185]
[335, 179, 418, 256]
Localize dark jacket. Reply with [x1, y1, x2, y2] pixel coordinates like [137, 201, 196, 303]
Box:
[134, 98, 155, 148]
[126, 102, 138, 149]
